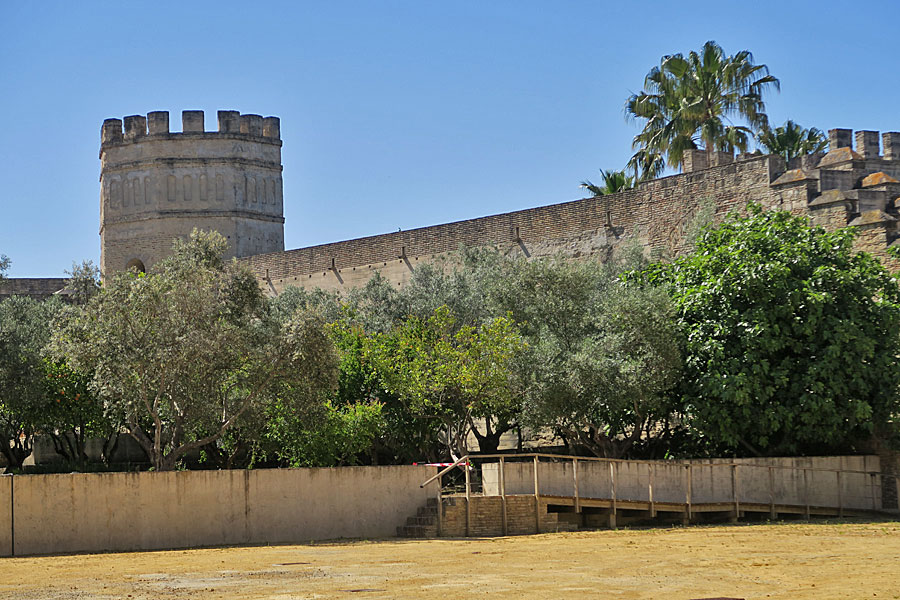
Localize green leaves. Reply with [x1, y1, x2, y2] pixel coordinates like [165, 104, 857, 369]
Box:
[757, 120, 828, 163]
[51, 229, 339, 471]
[581, 169, 635, 196]
[372, 305, 526, 457]
[647, 205, 900, 455]
[626, 40, 780, 170]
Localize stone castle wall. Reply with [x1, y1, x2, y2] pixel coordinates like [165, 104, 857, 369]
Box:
[240, 127, 900, 295]
[243, 154, 781, 294]
[0, 278, 69, 301]
[99, 110, 285, 276]
[7, 122, 900, 301]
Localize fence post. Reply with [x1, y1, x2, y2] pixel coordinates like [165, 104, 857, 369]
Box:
[684, 464, 692, 524]
[465, 459, 471, 537]
[649, 463, 656, 518]
[610, 461, 617, 529]
[769, 466, 776, 519]
[533, 455, 541, 533]
[436, 472, 443, 536]
[573, 458, 580, 513]
[731, 464, 739, 522]
[499, 457, 508, 536]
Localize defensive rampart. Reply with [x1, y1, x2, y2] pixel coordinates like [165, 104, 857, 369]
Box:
[243, 153, 779, 294]
[0, 278, 68, 301]
[242, 127, 900, 295]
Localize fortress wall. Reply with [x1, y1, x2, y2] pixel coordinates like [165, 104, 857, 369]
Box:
[245, 155, 782, 294]
[0, 278, 68, 300]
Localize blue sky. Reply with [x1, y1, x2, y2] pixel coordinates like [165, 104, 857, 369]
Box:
[2, 0, 899, 276]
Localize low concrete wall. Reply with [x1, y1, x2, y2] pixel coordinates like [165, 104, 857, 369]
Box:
[0, 478, 10, 557]
[1, 465, 435, 557]
[482, 456, 883, 511]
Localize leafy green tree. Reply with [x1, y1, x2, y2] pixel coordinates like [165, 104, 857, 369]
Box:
[471, 250, 682, 458]
[626, 40, 780, 170]
[41, 359, 119, 469]
[52, 230, 338, 471]
[64, 260, 101, 305]
[342, 265, 498, 461]
[644, 205, 900, 455]
[525, 282, 682, 458]
[374, 306, 526, 457]
[757, 120, 828, 164]
[0, 255, 9, 284]
[580, 169, 634, 197]
[0, 295, 67, 468]
[625, 148, 666, 183]
[234, 286, 389, 468]
[266, 399, 384, 467]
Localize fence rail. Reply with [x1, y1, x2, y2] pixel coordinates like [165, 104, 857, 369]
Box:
[419, 453, 893, 536]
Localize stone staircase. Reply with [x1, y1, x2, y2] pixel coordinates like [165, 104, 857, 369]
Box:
[397, 497, 440, 538]
[397, 496, 578, 538]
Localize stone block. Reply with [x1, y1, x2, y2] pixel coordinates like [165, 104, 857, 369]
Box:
[147, 111, 169, 135]
[829, 128, 853, 150]
[182, 110, 204, 133]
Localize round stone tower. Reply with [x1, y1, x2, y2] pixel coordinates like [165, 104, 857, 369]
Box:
[99, 110, 285, 276]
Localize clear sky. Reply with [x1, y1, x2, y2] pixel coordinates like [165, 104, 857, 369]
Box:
[3, 0, 899, 276]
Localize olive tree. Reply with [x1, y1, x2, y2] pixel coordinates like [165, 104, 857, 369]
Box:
[0, 295, 67, 468]
[52, 230, 338, 471]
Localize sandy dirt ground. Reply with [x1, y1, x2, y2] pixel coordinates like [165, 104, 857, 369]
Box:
[0, 520, 898, 599]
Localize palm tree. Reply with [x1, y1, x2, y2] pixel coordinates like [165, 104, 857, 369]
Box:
[626, 41, 780, 171]
[581, 169, 634, 197]
[626, 147, 666, 182]
[757, 120, 828, 164]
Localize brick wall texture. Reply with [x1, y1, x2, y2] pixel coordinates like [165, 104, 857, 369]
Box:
[440, 496, 563, 537]
[239, 137, 900, 294]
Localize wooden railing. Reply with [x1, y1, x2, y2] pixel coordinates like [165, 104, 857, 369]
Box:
[419, 453, 891, 536]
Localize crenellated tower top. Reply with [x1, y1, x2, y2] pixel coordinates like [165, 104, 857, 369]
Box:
[98, 110, 285, 277]
[101, 110, 281, 148]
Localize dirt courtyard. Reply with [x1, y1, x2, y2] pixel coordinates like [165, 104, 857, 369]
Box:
[0, 520, 898, 599]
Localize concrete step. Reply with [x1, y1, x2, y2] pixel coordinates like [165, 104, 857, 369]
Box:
[406, 515, 436, 526]
[397, 524, 438, 538]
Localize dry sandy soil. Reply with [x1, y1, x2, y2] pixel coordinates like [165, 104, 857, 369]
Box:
[0, 520, 898, 599]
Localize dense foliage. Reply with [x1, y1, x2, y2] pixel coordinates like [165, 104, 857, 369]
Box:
[52, 231, 339, 471]
[0, 295, 68, 468]
[626, 40, 779, 171]
[3, 202, 900, 472]
[644, 205, 900, 455]
[757, 120, 829, 164]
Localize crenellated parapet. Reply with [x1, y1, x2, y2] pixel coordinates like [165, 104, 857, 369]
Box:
[101, 110, 282, 146]
[99, 110, 286, 277]
[759, 127, 900, 261]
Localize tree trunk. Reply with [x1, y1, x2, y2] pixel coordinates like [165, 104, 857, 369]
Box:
[0, 440, 30, 471]
[471, 420, 514, 454]
[101, 432, 120, 466]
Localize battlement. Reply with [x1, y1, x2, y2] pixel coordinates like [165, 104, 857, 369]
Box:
[680, 128, 900, 176]
[101, 110, 281, 145]
[826, 128, 900, 160]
